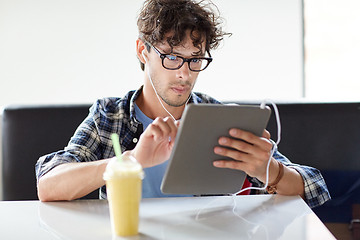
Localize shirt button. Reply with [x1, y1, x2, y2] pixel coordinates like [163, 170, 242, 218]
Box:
[133, 138, 138, 143]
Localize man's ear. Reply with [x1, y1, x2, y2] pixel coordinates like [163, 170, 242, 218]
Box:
[136, 38, 147, 64]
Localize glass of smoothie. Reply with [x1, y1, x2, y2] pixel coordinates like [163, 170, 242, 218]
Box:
[104, 153, 144, 237]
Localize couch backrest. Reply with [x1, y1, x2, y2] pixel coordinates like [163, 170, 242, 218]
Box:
[1, 104, 96, 200]
[264, 102, 360, 171]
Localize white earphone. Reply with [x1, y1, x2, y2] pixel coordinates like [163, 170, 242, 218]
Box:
[142, 50, 147, 63]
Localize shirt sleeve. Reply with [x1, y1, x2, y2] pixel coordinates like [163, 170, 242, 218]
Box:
[35, 101, 105, 182]
[248, 149, 331, 209]
[274, 151, 331, 208]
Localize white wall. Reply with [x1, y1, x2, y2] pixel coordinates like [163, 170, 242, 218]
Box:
[0, 0, 303, 106]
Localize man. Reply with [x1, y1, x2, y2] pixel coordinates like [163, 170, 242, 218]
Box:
[36, 0, 330, 208]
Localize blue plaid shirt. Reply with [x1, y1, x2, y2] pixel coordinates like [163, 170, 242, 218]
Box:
[35, 87, 330, 208]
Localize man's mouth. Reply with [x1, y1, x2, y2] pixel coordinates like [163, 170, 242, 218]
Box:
[171, 86, 189, 95]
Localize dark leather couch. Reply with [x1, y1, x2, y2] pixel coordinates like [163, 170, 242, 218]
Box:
[1, 104, 97, 201]
[1, 102, 360, 226]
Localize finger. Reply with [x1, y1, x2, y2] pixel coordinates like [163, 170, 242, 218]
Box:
[144, 122, 166, 142]
[152, 117, 179, 143]
[228, 129, 259, 145]
[153, 116, 172, 132]
[213, 159, 245, 171]
[217, 137, 254, 155]
[262, 129, 270, 139]
[214, 146, 249, 162]
[144, 117, 169, 141]
[163, 117, 178, 143]
[175, 120, 181, 127]
[228, 129, 273, 152]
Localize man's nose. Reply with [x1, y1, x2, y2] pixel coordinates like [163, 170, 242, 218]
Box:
[176, 62, 191, 79]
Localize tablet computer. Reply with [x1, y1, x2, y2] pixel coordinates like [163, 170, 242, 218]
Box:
[161, 103, 271, 195]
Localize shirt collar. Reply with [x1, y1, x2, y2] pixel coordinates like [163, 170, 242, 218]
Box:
[129, 86, 143, 122]
[188, 92, 200, 104]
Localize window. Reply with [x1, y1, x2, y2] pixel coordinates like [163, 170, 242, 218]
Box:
[304, 0, 360, 100]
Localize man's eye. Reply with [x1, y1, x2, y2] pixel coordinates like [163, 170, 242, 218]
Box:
[166, 55, 178, 61]
[191, 59, 202, 63]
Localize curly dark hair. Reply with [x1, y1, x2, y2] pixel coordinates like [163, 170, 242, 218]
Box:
[137, 0, 230, 70]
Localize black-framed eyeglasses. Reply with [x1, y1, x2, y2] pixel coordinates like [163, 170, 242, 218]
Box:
[145, 42, 213, 72]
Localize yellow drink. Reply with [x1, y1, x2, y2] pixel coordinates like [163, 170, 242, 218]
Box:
[104, 155, 143, 237]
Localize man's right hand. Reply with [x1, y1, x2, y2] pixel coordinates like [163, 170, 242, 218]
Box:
[128, 117, 178, 168]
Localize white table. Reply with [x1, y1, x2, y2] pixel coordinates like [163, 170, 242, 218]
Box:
[0, 195, 335, 239]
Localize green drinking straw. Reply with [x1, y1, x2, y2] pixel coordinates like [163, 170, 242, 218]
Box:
[111, 133, 122, 162]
